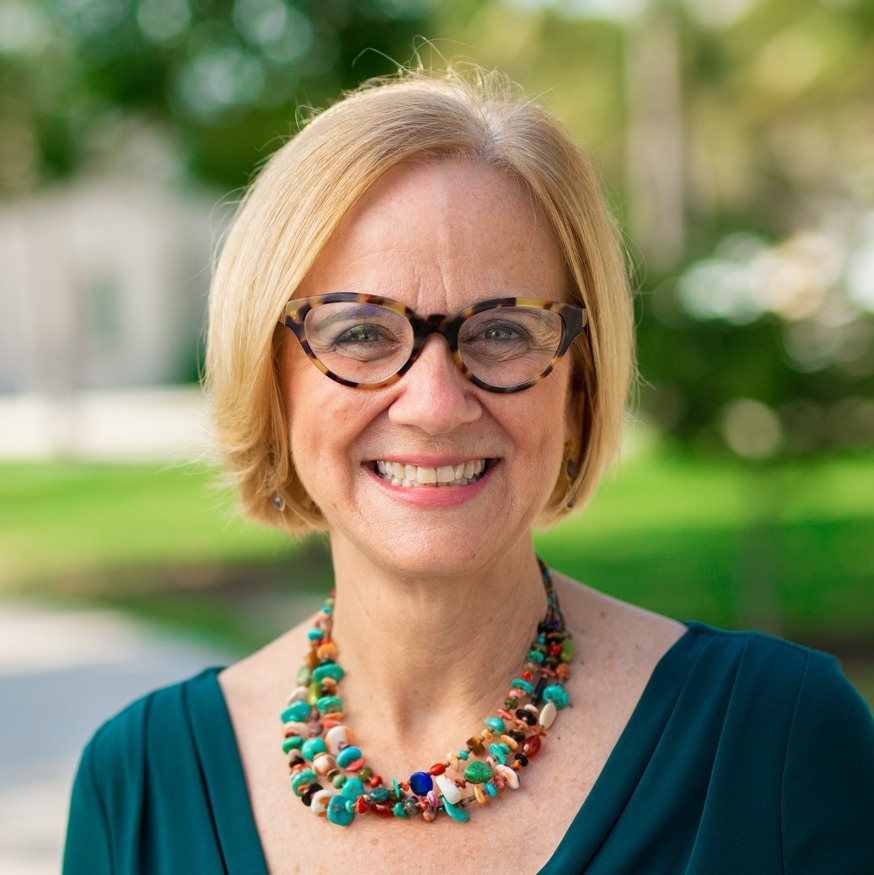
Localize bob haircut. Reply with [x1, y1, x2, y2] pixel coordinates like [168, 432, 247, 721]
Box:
[206, 65, 634, 532]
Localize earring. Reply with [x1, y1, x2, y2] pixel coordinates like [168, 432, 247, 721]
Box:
[564, 450, 579, 509]
[271, 492, 285, 511]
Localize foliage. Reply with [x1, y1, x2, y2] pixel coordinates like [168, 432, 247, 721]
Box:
[3, 453, 873, 647]
[0, 0, 432, 192]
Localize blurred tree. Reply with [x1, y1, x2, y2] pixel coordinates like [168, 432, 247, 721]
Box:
[432, 0, 874, 458]
[0, 0, 433, 192]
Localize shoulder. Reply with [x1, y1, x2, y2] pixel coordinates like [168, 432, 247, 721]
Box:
[80, 667, 224, 782]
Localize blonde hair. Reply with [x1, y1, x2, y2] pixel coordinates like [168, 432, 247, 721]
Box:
[205, 66, 634, 532]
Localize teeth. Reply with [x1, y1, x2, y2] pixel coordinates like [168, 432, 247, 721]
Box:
[374, 459, 487, 488]
[417, 467, 437, 485]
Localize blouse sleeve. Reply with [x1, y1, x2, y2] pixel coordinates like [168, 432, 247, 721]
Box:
[62, 739, 114, 875]
[781, 651, 874, 873]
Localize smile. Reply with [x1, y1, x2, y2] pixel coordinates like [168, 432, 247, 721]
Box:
[374, 459, 487, 488]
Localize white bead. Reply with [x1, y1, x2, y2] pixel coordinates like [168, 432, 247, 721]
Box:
[286, 686, 309, 705]
[282, 721, 309, 737]
[325, 725, 354, 756]
[496, 764, 519, 790]
[435, 773, 462, 805]
[312, 754, 337, 776]
[539, 701, 557, 730]
[310, 789, 334, 816]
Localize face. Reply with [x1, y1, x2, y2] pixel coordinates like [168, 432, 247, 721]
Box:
[280, 159, 576, 579]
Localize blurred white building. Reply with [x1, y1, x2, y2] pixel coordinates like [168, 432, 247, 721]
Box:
[0, 173, 214, 394]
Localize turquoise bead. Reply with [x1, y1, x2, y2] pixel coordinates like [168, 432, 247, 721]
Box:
[543, 684, 569, 709]
[370, 786, 390, 803]
[392, 777, 402, 798]
[316, 695, 343, 714]
[442, 798, 469, 822]
[301, 738, 327, 761]
[484, 717, 504, 733]
[281, 701, 311, 723]
[393, 802, 408, 817]
[488, 743, 507, 764]
[307, 628, 324, 641]
[336, 746, 363, 769]
[463, 761, 493, 784]
[291, 769, 318, 796]
[510, 678, 534, 695]
[326, 794, 355, 826]
[458, 750, 470, 760]
[527, 649, 544, 663]
[313, 663, 345, 683]
[484, 781, 497, 798]
[281, 736, 302, 754]
[341, 777, 364, 798]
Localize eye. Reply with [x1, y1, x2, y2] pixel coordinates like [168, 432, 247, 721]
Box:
[336, 324, 384, 345]
[461, 318, 534, 362]
[479, 321, 531, 343]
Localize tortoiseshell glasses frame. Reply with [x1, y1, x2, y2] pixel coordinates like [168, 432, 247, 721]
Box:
[281, 293, 587, 394]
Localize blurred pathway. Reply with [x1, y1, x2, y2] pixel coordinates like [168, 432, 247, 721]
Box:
[0, 602, 234, 875]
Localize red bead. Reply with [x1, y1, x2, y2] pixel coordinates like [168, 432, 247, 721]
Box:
[548, 644, 561, 656]
[429, 763, 446, 775]
[522, 735, 542, 758]
[369, 775, 383, 788]
[354, 796, 368, 814]
[521, 670, 533, 681]
[371, 802, 395, 818]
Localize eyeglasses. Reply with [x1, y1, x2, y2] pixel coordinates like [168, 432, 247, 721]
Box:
[281, 294, 586, 393]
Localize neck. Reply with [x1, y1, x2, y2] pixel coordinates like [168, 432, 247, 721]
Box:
[324, 535, 548, 770]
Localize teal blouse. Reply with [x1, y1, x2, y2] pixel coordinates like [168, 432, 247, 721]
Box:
[63, 623, 874, 873]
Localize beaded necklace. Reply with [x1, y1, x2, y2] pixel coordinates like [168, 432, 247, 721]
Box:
[280, 559, 572, 825]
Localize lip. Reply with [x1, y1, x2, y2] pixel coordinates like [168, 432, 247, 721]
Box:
[363, 459, 496, 507]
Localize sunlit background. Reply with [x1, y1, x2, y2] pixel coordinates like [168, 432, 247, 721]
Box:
[1, 1, 872, 871]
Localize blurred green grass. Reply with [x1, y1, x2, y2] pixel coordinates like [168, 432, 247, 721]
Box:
[1, 452, 872, 702]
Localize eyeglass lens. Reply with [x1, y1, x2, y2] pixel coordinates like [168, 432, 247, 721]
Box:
[303, 302, 566, 389]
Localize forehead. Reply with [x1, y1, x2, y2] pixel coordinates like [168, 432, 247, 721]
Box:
[294, 159, 568, 311]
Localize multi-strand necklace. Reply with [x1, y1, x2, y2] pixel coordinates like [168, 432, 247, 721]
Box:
[280, 560, 572, 825]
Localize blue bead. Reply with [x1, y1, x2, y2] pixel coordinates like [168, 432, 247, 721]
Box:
[327, 794, 355, 826]
[442, 798, 469, 822]
[409, 771, 434, 795]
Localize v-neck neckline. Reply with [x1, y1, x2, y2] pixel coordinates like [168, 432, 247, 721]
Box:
[191, 623, 708, 874]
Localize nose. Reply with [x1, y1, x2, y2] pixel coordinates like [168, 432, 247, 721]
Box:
[387, 336, 482, 434]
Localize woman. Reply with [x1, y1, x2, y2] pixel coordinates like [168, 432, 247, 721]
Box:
[64, 68, 874, 873]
